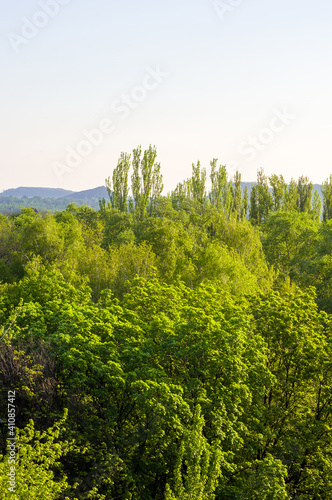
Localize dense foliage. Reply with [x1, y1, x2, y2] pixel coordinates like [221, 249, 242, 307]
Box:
[1, 146, 332, 499]
[0, 195, 102, 214]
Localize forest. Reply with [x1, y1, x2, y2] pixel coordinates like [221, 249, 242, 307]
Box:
[1, 145, 332, 499]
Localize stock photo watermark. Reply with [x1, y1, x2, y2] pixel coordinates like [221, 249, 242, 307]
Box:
[6, 390, 16, 493]
[224, 107, 296, 174]
[239, 107, 296, 161]
[213, 0, 245, 21]
[52, 65, 169, 182]
[8, 0, 72, 53]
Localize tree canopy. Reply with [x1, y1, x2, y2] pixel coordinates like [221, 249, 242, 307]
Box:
[1, 147, 332, 499]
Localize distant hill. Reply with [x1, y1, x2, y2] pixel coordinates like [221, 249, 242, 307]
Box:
[0, 186, 109, 214]
[0, 186, 108, 201]
[0, 187, 74, 199]
[61, 186, 108, 200]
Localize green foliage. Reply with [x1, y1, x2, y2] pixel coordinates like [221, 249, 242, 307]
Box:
[250, 168, 273, 224]
[0, 412, 76, 500]
[209, 160, 231, 213]
[165, 406, 222, 500]
[250, 288, 332, 499]
[297, 175, 313, 213]
[261, 211, 319, 281]
[322, 174, 332, 221]
[195, 242, 259, 295]
[131, 145, 164, 219]
[2, 158, 332, 498]
[106, 152, 131, 212]
[191, 161, 207, 206]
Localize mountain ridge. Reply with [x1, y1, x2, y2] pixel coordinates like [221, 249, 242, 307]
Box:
[0, 186, 107, 200]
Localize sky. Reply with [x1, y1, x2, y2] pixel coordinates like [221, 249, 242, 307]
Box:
[1, 0, 332, 193]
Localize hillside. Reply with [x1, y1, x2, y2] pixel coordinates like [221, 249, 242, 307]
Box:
[0, 186, 109, 213]
[0, 187, 74, 198]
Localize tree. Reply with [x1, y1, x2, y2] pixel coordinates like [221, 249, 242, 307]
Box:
[311, 190, 322, 221]
[241, 185, 249, 220]
[106, 152, 131, 212]
[283, 179, 299, 212]
[0, 412, 75, 500]
[261, 211, 319, 282]
[297, 175, 313, 213]
[191, 161, 207, 206]
[209, 161, 232, 215]
[322, 175, 332, 221]
[165, 406, 222, 500]
[131, 145, 164, 219]
[251, 288, 332, 499]
[232, 171, 243, 219]
[256, 168, 273, 223]
[171, 179, 193, 210]
[269, 174, 286, 211]
[249, 185, 258, 223]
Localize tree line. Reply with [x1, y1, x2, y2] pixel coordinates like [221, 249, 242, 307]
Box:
[102, 145, 332, 225]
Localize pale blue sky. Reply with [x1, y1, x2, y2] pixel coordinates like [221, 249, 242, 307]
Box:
[1, 0, 332, 192]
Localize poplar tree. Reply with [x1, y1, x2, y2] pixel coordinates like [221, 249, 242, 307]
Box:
[209, 161, 232, 215]
[191, 161, 207, 205]
[241, 185, 249, 220]
[269, 174, 286, 211]
[172, 179, 192, 209]
[249, 185, 258, 223]
[322, 174, 332, 221]
[131, 145, 163, 219]
[106, 152, 131, 212]
[283, 178, 299, 212]
[232, 170, 243, 219]
[256, 168, 273, 222]
[297, 175, 313, 213]
[311, 190, 322, 221]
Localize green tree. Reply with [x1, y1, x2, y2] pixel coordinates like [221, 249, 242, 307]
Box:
[251, 288, 332, 499]
[0, 412, 75, 500]
[256, 168, 273, 223]
[106, 152, 131, 212]
[262, 211, 320, 284]
[311, 190, 322, 221]
[322, 175, 332, 221]
[131, 145, 163, 219]
[209, 161, 232, 215]
[283, 178, 299, 212]
[297, 175, 313, 213]
[191, 161, 207, 206]
[232, 171, 243, 219]
[269, 174, 286, 211]
[249, 185, 258, 223]
[165, 406, 222, 500]
[241, 185, 249, 220]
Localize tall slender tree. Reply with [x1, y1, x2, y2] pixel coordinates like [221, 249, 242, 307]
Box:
[232, 170, 243, 219]
[191, 161, 207, 205]
[269, 174, 286, 211]
[209, 161, 232, 216]
[297, 175, 313, 213]
[241, 185, 249, 220]
[106, 152, 131, 212]
[131, 145, 163, 219]
[322, 174, 332, 221]
[283, 178, 299, 212]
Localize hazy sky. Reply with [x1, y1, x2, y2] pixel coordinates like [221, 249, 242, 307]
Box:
[1, 0, 332, 192]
